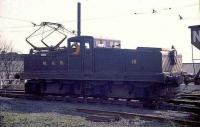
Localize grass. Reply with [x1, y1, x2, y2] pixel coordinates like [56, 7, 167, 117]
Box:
[0, 111, 183, 127]
[0, 112, 87, 127]
[1, 83, 199, 127]
[0, 97, 186, 127]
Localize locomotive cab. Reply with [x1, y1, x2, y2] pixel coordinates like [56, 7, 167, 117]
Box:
[67, 36, 94, 73]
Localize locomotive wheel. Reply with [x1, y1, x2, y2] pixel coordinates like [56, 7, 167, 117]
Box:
[25, 80, 41, 95]
[81, 81, 106, 98]
[25, 82, 31, 94]
[35, 83, 41, 95]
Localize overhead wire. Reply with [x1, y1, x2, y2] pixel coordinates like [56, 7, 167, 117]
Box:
[0, 16, 75, 35]
[1, 2, 199, 23]
[60, 2, 199, 23]
[0, 2, 198, 33]
[0, 16, 34, 24]
[0, 30, 33, 33]
[0, 16, 36, 32]
[133, 3, 199, 21]
[133, 3, 198, 14]
[0, 25, 34, 29]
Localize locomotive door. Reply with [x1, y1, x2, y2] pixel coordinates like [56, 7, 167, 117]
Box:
[83, 41, 93, 73]
[68, 41, 82, 72]
[68, 37, 94, 73]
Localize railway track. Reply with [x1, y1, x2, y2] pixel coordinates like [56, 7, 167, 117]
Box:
[0, 89, 200, 113]
[0, 89, 24, 94]
[0, 89, 200, 125]
[76, 108, 200, 126]
[177, 94, 200, 100]
[160, 93, 200, 115]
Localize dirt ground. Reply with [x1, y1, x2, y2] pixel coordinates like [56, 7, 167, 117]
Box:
[0, 83, 199, 127]
[0, 96, 192, 127]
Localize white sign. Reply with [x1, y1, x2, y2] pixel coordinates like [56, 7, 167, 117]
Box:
[193, 30, 200, 43]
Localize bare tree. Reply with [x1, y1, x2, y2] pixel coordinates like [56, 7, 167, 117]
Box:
[0, 35, 23, 86]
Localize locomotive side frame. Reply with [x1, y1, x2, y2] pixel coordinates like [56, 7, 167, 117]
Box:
[22, 36, 183, 99]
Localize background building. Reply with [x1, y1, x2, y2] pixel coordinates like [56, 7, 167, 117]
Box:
[0, 52, 24, 86]
[182, 63, 200, 75]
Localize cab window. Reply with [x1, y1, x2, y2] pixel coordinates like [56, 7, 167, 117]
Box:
[70, 42, 80, 55]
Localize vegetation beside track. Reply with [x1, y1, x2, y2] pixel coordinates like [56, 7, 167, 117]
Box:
[0, 97, 185, 127]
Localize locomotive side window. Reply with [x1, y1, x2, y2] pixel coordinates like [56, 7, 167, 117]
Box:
[85, 42, 90, 49]
[98, 40, 105, 47]
[70, 42, 80, 55]
[94, 38, 121, 48]
[131, 59, 137, 64]
[70, 42, 79, 48]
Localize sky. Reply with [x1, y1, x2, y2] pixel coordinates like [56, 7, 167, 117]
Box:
[0, 0, 199, 62]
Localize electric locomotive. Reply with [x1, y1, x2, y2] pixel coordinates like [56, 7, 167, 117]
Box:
[20, 3, 183, 100]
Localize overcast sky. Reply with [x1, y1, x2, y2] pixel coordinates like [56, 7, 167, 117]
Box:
[0, 0, 199, 62]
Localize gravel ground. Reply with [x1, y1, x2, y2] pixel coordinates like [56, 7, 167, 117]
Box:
[177, 84, 200, 95]
[0, 84, 199, 127]
[0, 96, 195, 127]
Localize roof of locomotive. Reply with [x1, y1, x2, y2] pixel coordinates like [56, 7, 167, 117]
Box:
[68, 36, 121, 49]
[68, 36, 94, 42]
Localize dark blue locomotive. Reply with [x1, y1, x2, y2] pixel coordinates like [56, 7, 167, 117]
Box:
[21, 34, 183, 99]
[21, 3, 183, 100]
